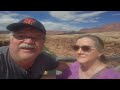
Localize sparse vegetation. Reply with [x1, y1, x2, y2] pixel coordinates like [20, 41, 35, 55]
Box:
[45, 32, 120, 57]
[1, 31, 120, 67]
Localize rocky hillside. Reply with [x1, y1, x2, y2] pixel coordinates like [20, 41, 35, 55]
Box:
[45, 32, 120, 57]
[46, 23, 120, 35]
[79, 23, 120, 33]
[1, 32, 120, 66]
[46, 31, 65, 35]
[1, 23, 120, 57]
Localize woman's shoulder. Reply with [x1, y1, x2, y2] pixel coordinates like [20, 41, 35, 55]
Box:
[69, 61, 80, 67]
[96, 67, 120, 79]
[105, 68, 120, 75]
[69, 61, 80, 70]
[56, 61, 80, 79]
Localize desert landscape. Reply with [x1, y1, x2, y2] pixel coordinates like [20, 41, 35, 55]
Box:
[45, 23, 120, 57]
[1, 23, 120, 67]
[45, 32, 120, 57]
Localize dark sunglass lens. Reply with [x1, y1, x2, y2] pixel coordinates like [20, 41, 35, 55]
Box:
[81, 46, 90, 51]
[72, 45, 79, 51]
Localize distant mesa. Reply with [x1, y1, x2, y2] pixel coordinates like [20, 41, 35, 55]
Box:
[1, 23, 120, 35]
[46, 23, 120, 35]
[0, 31, 10, 34]
[46, 30, 66, 35]
[79, 23, 120, 33]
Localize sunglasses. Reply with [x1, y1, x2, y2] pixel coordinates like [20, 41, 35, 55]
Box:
[13, 34, 45, 41]
[71, 45, 96, 52]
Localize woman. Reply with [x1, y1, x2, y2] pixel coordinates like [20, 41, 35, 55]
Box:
[57, 35, 120, 79]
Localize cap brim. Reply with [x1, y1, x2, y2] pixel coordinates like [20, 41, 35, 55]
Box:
[7, 23, 46, 34]
[7, 23, 31, 30]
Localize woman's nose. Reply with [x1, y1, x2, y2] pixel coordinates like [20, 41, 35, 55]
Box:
[77, 48, 84, 54]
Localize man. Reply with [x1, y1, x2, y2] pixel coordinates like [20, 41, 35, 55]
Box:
[0, 17, 68, 79]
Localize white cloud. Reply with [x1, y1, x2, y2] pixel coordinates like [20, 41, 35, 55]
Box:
[49, 11, 108, 23]
[0, 11, 108, 31]
[0, 11, 83, 31]
[0, 11, 28, 30]
[42, 21, 82, 31]
[49, 11, 78, 21]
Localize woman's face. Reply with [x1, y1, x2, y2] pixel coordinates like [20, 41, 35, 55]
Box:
[73, 37, 102, 64]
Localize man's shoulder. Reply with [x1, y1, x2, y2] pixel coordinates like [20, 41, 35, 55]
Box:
[39, 51, 56, 58]
[0, 46, 9, 49]
[0, 46, 9, 54]
[36, 51, 57, 63]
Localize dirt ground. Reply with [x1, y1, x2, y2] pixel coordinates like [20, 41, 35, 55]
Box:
[1, 32, 120, 67]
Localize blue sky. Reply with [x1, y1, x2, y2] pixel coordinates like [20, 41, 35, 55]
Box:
[0, 11, 120, 31]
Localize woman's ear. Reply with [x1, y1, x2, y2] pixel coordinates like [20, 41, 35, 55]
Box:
[98, 53, 102, 57]
[98, 49, 104, 56]
[98, 51, 104, 57]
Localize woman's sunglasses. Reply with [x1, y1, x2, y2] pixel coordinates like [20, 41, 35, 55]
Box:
[71, 45, 96, 52]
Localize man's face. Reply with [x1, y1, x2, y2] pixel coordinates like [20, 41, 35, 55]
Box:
[9, 27, 45, 63]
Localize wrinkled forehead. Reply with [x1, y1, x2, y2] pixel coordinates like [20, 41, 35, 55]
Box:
[13, 27, 44, 35]
[76, 37, 96, 46]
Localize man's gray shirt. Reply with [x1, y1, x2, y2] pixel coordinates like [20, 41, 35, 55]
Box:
[0, 46, 58, 79]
